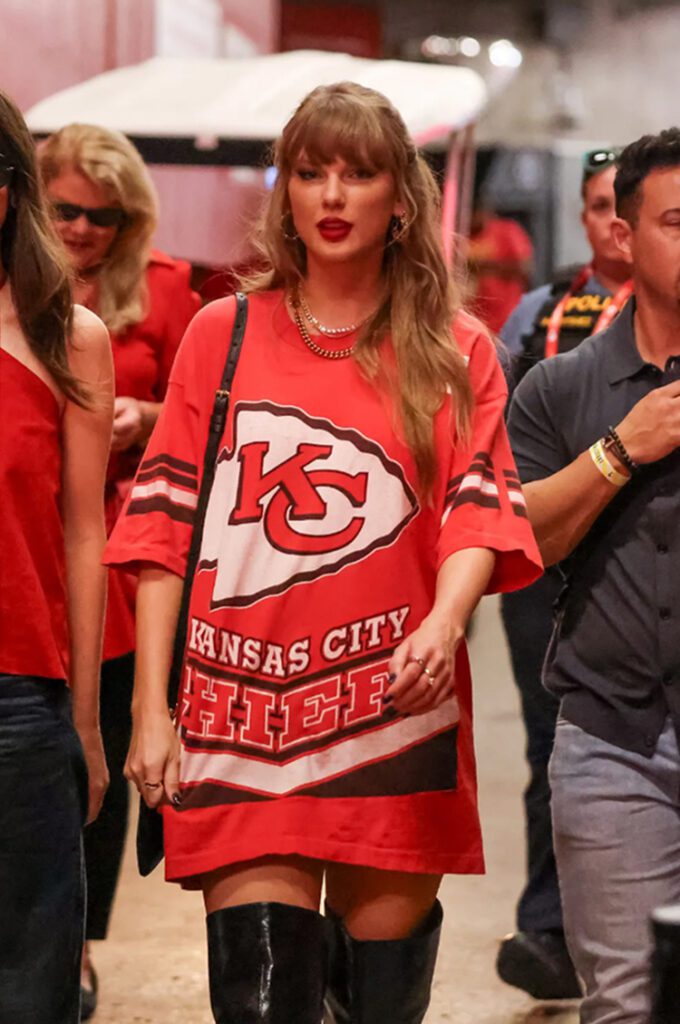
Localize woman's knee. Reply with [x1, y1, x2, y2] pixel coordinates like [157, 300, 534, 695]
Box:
[325, 864, 441, 940]
[201, 854, 324, 915]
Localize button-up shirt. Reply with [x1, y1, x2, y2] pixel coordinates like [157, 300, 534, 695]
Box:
[507, 300, 680, 756]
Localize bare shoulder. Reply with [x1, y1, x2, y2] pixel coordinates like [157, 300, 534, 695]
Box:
[68, 304, 114, 384]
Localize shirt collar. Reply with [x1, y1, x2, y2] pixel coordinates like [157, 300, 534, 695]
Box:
[603, 299, 646, 384]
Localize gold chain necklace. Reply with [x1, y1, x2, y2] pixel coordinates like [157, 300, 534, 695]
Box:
[291, 298, 355, 360]
[298, 290, 366, 337]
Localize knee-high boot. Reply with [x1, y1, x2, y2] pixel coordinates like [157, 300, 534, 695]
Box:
[325, 900, 443, 1024]
[207, 901, 330, 1024]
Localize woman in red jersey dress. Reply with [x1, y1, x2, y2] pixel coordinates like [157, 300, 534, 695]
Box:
[0, 92, 113, 1024]
[38, 123, 200, 1016]
[106, 83, 542, 1023]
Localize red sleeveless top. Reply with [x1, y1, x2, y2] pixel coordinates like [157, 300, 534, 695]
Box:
[0, 348, 69, 680]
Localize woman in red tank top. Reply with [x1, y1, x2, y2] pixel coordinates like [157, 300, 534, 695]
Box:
[38, 123, 200, 1016]
[0, 91, 113, 1024]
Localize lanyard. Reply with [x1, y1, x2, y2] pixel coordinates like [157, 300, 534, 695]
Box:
[544, 265, 634, 359]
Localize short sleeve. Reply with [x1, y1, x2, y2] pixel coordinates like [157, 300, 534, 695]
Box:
[104, 298, 235, 578]
[437, 322, 543, 594]
[506, 360, 567, 484]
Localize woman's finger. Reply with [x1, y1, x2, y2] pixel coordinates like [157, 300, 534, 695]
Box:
[394, 659, 452, 714]
[163, 749, 182, 807]
[385, 659, 422, 703]
[387, 637, 413, 681]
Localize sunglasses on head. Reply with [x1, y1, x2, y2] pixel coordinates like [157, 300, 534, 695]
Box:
[582, 149, 620, 176]
[0, 165, 14, 189]
[51, 202, 128, 229]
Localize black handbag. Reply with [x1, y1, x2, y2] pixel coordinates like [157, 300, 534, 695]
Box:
[136, 293, 249, 876]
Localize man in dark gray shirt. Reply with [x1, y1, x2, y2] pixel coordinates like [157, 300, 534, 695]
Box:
[507, 128, 680, 1024]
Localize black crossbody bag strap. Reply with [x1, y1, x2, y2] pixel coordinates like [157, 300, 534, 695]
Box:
[167, 292, 248, 711]
[136, 292, 248, 876]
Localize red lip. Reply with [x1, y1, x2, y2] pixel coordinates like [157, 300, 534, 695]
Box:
[317, 218, 352, 241]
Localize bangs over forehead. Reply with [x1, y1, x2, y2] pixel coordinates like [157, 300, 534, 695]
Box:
[280, 89, 398, 173]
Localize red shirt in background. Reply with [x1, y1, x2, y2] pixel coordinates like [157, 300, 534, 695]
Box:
[468, 217, 533, 335]
[104, 249, 200, 662]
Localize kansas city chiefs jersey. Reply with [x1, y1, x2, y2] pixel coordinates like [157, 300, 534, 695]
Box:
[105, 290, 541, 883]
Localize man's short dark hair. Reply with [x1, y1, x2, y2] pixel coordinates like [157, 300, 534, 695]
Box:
[615, 127, 680, 224]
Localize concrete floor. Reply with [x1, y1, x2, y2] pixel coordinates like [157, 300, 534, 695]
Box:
[91, 596, 580, 1023]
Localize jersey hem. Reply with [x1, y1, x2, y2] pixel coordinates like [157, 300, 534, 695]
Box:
[164, 833, 486, 887]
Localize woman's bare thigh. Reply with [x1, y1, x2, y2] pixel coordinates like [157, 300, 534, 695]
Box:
[201, 855, 325, 915]
[325, 863, 442, 940]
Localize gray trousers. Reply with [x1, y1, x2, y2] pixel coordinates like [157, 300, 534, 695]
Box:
[549, 717, 680, 1024]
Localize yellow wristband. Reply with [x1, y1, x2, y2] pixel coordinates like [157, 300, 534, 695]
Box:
[589, 439, 630, 488]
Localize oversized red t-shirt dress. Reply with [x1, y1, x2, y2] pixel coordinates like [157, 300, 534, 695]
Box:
[105, 290, 542, 884]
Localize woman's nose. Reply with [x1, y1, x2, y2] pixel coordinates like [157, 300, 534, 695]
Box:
[321, 174, 345, 207]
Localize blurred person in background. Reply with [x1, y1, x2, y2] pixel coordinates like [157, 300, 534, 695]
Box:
[39, 123, 200, 1020]
[0, 91, 112, 1024]
[105, 81, 541, 1024]
[508, 127, 680, 1024]
[496, 148, 633, 1001]
[466, 188, 534, 336]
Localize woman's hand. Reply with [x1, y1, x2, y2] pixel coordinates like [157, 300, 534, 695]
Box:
[75, 723, 109, 824]
[111, 396, 144, 451]
[384, 612, 463, 716]
[125, 709, 181, 809]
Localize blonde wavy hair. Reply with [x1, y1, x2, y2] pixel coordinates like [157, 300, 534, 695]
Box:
[242, 82, 473, 498]
[39, 123, 158, 334]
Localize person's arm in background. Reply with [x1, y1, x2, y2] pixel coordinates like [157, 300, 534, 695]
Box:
[508, 360, 680, 567]
[112, 260, 202, 452]
[62, 306, 115, 822]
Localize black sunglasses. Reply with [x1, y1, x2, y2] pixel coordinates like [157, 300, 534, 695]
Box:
[51, 202, 128, 229]
[0, 165, 14, 189]
[582, 149, 620, 177]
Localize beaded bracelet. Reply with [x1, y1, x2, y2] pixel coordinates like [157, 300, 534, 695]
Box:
[605, 425, 638, 474]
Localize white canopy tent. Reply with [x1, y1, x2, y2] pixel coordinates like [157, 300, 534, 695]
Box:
[27, 52, 487, 267]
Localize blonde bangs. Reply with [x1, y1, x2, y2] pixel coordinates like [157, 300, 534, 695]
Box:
[279, 89, 397, 174]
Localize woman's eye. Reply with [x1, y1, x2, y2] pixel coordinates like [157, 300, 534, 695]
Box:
[296, 168, 319, 181]
[349, 167, 375, 180]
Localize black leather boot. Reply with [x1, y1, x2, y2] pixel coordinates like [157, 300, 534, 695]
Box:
[325, 900, 443, 1024]
[207, 901, 330, 1023]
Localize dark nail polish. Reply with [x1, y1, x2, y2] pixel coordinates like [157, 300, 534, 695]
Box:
[172, 792, 182, 807]
[387, 673, 397, 683]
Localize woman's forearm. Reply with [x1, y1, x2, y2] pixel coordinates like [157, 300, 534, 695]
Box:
[430, 547, 496, 633]
[65, 527, 108, 728]
[133, 567, 184, 716]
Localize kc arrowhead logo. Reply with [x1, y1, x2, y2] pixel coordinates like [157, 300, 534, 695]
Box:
[199, 401, 419, 607]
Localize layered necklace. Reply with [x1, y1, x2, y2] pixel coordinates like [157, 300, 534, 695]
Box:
[291, 287, 373, 360]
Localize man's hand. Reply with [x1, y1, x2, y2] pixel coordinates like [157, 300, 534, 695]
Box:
[616, 380, 680, 464]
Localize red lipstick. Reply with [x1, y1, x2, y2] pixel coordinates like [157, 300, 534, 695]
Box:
[317, 218, 352, 242]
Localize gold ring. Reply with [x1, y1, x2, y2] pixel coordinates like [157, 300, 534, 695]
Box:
[143, 781, 162, 790]
[413, 657, 436, 685]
